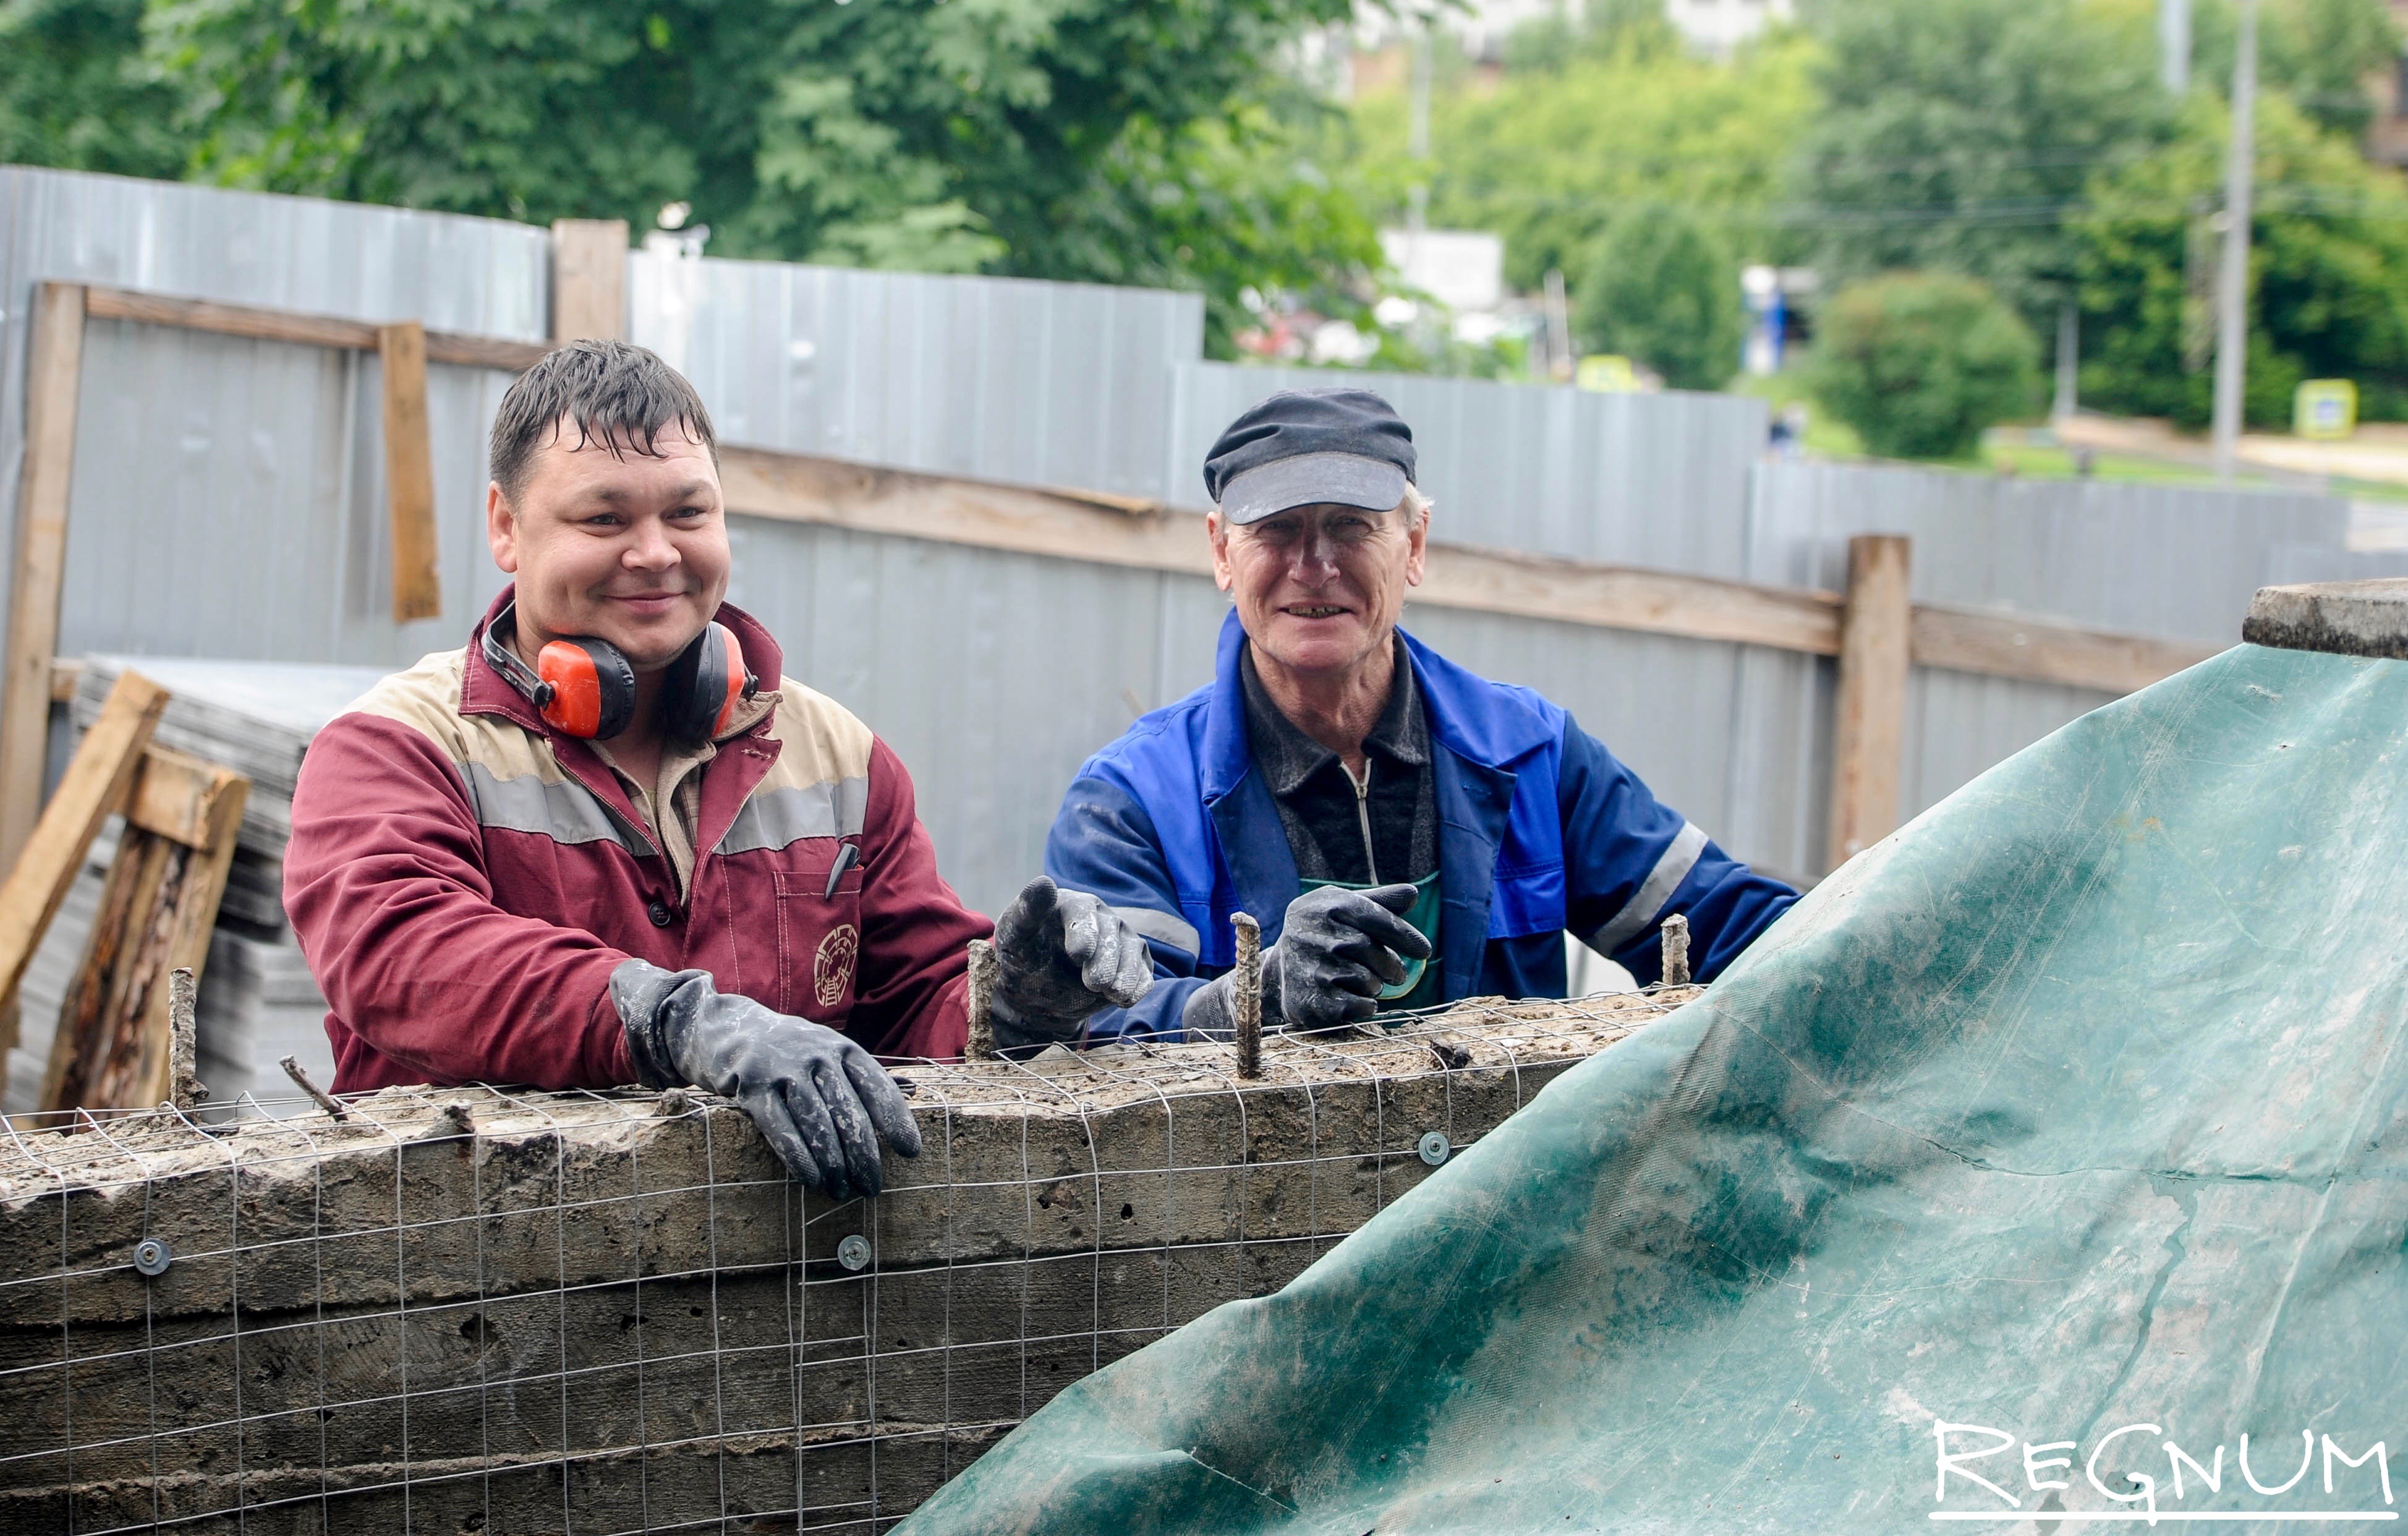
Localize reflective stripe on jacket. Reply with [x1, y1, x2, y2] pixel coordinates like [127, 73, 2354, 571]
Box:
[1045, 610, 1797, 1041]
[286, 587, 987, 1093]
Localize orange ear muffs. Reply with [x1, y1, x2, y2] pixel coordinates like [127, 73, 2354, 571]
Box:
[656, 621, 758, 743]
[482, 601, 752, 743]
[535, 638, 638, 740]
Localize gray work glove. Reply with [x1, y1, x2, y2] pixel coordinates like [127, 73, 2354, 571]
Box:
[613, 958, 921, 1201]
[1183, 883, 1434, 1039]
[989, 876, 1154, 1049]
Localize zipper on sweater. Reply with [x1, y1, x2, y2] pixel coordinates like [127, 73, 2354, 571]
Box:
[1343, 758, 1377, 885]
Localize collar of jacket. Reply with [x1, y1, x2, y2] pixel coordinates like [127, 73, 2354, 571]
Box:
[461, 585, 790, 868]
[1199, 607, 1554, 800]
[1199, 607, 1556, 999]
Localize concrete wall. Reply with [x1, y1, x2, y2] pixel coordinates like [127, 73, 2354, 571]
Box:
[0, 994, 1676, 1534]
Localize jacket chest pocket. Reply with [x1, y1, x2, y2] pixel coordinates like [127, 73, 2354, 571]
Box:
[773, 852, 865, 1021]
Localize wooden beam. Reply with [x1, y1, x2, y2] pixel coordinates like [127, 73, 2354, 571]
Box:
[1912, 606, 2222, 694]
[718, 446, 1850, 657]
[1, 283, 88, 873]
[550, 220, 628, 344]
[83, 284, 550, 371]
[1416, 543, 1842, 655]
[377, 321, 443, 623]
[0, 670, 168, 1058]
[1827, 534, 1913, 872]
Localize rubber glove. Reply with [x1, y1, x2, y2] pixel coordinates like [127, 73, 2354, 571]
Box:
[1182, 883, 1433, 1039]
[989, 876, 1155, 1049]
[613, 958, 921, 1200]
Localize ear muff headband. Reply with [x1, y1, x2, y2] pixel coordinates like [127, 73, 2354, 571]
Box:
[484, 601, 754, 743]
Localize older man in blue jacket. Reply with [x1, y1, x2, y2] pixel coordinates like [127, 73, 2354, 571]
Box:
[1026, 387, 1796, 1049]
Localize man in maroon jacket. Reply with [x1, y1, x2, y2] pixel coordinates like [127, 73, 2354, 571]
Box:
[285, 341, 1151, 1200]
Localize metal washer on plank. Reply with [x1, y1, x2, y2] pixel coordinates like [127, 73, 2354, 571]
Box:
[836, 1234, 872, 1271]
[132, 1238, 173, 1277]
[1418, 1132, 1451, 1167]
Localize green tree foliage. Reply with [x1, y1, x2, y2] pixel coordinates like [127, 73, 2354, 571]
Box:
[1792, 0, 2168, 328]
[0, 0, 191, 177]
[1809, 272, 2042, 458]
[117, 0, 1377, 352]
[2181, 0, 2402, 138]
[2074, 92, 2408, 427]
[1573, 209, 1744, 390]
[1352, 23, 1818, 291]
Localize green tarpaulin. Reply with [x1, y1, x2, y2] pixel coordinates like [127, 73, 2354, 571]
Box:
[900, 644, 2408, 1534]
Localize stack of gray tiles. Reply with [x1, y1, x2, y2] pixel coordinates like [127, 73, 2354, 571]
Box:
[3, 656, 390, 1118]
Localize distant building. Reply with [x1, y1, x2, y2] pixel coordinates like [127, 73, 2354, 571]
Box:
[1662, 0, 1796, 55]
[1380, 229, 1505, 313]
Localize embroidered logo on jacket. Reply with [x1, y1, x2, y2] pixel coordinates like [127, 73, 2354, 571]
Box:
[814, 924, 859, 1009]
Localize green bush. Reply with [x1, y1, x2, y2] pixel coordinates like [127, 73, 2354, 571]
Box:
[1573, 208, 1744, 392]
[1809, 273, 2042, 459]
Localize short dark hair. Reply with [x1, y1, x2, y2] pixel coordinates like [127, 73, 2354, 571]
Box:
[488, 339, 718, 501]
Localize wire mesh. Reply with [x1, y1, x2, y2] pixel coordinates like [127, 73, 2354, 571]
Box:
[0, 989, 1694, 1535]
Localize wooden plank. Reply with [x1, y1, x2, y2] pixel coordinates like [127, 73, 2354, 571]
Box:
[719, 446, 1849, 656]
[83, 285, 551, 372]
[1, 283, 87, 872]
[48, 660, 81, 704]
[722, 445, 1218, 575]
[1415, 542, 1843, 655]
[550, 220, 628, 344]
[421, 331, 555, 372]
[1912, 605, 2222, 694]
[378, 321, 443, 622]
[125, 746, 246, 850]
[1827, 534, 1913, 872]
[0, 671, 168, 1058]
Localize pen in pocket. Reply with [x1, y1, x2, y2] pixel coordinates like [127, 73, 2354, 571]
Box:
[823, 841, 860, 898]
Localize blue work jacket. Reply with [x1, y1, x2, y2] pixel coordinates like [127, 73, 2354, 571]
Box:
[1045, 611, 1798, 1041]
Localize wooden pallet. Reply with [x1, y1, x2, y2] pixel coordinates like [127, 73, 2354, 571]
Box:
[38, 743, 248, 1113]
[0, 668, 251, 1115]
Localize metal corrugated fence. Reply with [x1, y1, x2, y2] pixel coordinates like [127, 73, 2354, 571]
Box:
[1, 168, 2372, 910]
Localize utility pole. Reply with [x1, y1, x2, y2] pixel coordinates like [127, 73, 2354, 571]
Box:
[2211, 0, 2257, 482]
[2053, 303, 2079, 422]
[2159, 0, 2190, 94]
[1406, 19, 1432, 244]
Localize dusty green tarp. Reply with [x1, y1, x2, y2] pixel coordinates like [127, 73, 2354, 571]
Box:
[900, 644, 2408, 1534]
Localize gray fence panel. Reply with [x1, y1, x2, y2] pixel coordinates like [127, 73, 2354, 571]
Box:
[1167, 361, 1769, 573]
[0, 168, 546, 667]
[723, 517, 1219, 916]
[12, 167, 2388, 917]
[1742, 461, 2357, 858]
[57, 320, 515, 666]
[1745, 461, 2348, 639]
[629, 250, 1206, 500]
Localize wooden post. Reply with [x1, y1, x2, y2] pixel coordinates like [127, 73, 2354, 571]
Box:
[1, 282, 88, 872]
[1826, 534, 1912, 872]
[550, 220, 629, 344]
[377, 321, 442, 623]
